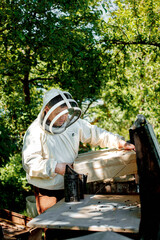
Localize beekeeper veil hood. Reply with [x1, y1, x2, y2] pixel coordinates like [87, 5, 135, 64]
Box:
[41, 89, 81, 134]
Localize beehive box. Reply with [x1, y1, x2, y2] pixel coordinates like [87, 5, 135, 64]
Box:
[74, 149, 137, 183]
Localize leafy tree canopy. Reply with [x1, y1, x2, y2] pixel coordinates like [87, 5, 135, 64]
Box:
[0, 0, 159, 212]
[87, 0, 160, 140]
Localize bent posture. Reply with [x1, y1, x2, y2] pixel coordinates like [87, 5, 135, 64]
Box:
[22, 88, 135, 214]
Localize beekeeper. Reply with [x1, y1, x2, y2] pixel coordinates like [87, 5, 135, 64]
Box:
[22, 88, 135, 214]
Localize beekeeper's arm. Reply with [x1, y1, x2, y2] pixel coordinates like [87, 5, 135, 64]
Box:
[79, 119, 135, 150]
[22, 128, 71, 178]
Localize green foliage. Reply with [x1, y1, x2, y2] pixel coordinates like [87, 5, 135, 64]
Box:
[0, 122, 17, 165]
[91, 0, 160, 141]
[0, 0, 103, 213]
[0, 0, 159, 213]
[0, 153, 31, 212]
[0, 0, 102, 106]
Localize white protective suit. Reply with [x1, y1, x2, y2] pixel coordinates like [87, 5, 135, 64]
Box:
[22, 89, 124, 190]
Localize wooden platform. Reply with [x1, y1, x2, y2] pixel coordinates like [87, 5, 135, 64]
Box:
[27, 194, 141, 234]
[0, 209, 42, 239]
[73, 149, 137, 182]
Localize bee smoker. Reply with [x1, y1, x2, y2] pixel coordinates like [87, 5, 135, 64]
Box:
[64, 165, 87, 202]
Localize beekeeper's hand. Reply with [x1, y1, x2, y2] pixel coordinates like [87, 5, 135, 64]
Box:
[118, 140, 136, 151]
[55, 163, 73, 176]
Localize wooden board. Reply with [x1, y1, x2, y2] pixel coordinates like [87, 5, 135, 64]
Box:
[0, 209, 42, 240]
[27, 195, 140, 234]
[73, 149, 137, 183]
[0, 209, 32, 226]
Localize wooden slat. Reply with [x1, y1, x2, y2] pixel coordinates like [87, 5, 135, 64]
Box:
[0, 210, 42, 240]
[74, 149, 137, 182]
[27, 194, 140, 234]
[0, 209, 32, 226]
[0, 217, 30, 239]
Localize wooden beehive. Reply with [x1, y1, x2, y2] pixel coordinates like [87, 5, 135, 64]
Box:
[74, 149, 137, 183]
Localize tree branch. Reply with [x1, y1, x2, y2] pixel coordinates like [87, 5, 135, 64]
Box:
[28, 76, 57, 82]
[107, 39, 160, 48]
[81, 100, 95, 117]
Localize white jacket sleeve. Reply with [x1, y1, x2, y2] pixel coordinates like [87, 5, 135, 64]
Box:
[79, 119, 124, 149]
[22, 126, 57, 179]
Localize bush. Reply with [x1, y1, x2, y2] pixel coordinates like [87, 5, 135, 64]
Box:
[0, 153, 32, 213]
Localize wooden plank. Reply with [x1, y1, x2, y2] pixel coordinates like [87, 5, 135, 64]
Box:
[0, 209, 32, 226]
[73, 149, 137, 183]
[0, 210, 42, 240]
[27, 195, 140, 234]
[0, 217, 30, 239]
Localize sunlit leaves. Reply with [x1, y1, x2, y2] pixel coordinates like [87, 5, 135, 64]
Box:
[90, 0, 160, 140]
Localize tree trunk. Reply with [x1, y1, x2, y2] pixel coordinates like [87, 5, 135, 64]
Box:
[23, 49, 31, 105]
[23, 72, 30, 105]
